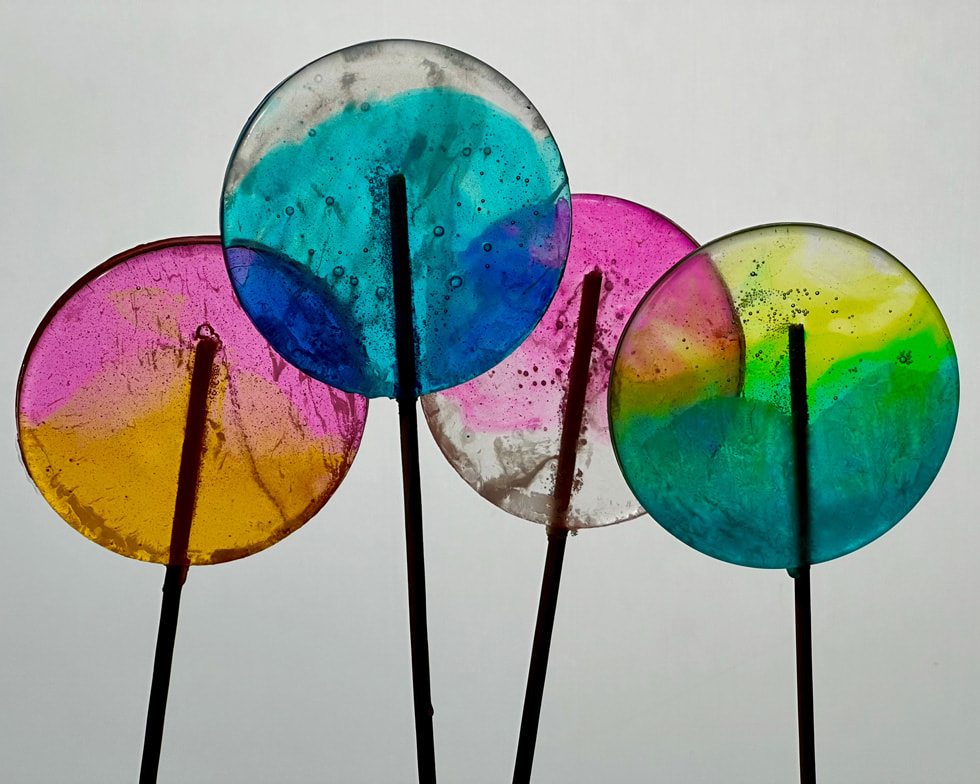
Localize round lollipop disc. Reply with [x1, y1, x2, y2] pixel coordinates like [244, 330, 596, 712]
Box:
[422, 194, 697, 528]
[609, 223, 959, 568]
[17, 238, 368, 566]
[221, 39, 571, 398]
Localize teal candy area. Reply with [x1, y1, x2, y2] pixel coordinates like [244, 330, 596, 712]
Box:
[223, 87, 570, 398]
[616, 396, 797, 568]
[807, 356, 958, 564]
[615, 355, 958, 568]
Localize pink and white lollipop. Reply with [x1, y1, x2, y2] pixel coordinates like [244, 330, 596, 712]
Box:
[423, 194, 696, 782]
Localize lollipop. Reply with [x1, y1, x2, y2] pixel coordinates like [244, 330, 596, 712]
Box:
[221, 40, 571, 782]
[221, 39, 570, 399]
[17, 238, 367, 782]
[422, 194, 697, 783]
[609, 224, 958, 782]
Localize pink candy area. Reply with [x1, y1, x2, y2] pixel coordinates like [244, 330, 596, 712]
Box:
[19, 238, 367, 442]
[422, 194, 697, 528]
[436, 195, 696, 437]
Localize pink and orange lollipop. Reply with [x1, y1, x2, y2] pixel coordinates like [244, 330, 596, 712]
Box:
[17, 238, 367, 780]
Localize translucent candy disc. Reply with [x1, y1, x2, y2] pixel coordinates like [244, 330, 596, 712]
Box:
[17, 239, 368, 565]
[221, 39, 571, 398]
[422, 194, 697, 528]
[609, 224, 959, 568]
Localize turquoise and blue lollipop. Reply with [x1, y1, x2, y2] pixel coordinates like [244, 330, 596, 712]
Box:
[220, 40, 571, 784]
[221, 39, 571, 398]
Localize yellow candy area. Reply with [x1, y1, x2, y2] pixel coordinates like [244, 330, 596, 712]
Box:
[20, 349, 351, 565]
[716, 227, 933, 411]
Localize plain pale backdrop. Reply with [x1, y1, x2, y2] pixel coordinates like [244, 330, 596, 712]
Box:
[2, 1, 977, 782]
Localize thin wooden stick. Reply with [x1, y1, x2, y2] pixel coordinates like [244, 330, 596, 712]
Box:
[389, 173, 437, 784]
[140, 329, 219, 784]
[513, 270, 604, 784]
[788, 323, 816, 784]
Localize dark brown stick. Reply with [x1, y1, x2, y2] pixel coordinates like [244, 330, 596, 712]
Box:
[389, 173, 437, 784]
[788, 323, 816, 784]
[513, 270, 604, 784]
[139, 330, 218, 784]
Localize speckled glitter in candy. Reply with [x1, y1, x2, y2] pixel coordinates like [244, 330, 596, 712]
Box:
[17, 239, 368, 566]
[422, 194, 697, 528]
[609, 224, 959, 568]
[222, 40, 571, 398]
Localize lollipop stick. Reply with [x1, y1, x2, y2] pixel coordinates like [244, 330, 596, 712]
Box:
[140, 331, 218, 784]
[513, 270, 603, 784]
[788, 323, 816, 784]
[389, 173, 437, 784]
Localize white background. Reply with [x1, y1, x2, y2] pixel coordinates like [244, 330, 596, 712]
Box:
[2, 1, 976, 782]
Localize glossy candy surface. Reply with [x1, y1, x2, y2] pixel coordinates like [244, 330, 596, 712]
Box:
[17, 239, 367, 565]
[222, 39, 571, 398]
[423, 195, 697, 528]
[609, 224, 959, 568]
